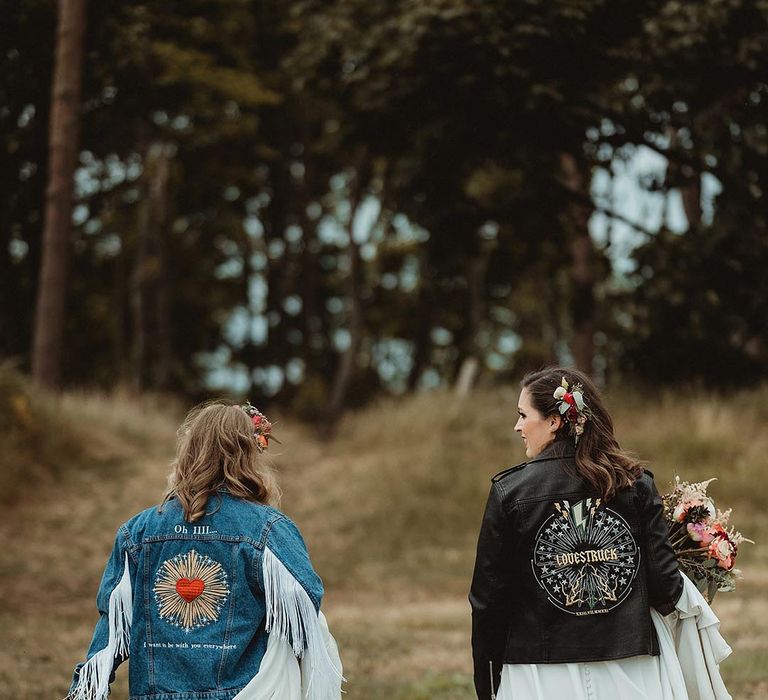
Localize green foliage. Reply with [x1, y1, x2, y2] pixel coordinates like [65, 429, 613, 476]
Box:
[604, 0, 768, 386]
[148, 41, 280, 107]
[2, 0, 767, 404]
[618, 225, 768, 386]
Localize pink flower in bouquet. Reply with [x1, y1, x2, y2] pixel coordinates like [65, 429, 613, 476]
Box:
[673, 501, 689, 522]
[673, 497, 715, 523]
[686, 522, 714, 546]
[707, 525, 736, 570]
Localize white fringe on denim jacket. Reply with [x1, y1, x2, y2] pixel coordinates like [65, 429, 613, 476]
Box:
[68, 554, 133, 700]
[232, 546, 343, 700]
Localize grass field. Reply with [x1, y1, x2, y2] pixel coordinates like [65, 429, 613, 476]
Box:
[0, 383, 766, 699]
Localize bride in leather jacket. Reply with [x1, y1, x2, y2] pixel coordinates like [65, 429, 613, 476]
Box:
[469, 367, 684, 700]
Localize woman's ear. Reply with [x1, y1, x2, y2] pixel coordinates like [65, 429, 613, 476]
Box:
[549, 415, 562, 433]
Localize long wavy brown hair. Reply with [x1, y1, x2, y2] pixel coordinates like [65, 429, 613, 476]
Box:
[161, 402, 281, 522]
[521, 367, 643, 500]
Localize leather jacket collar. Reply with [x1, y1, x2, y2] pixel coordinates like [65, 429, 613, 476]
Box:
[526, 438, 575, 465]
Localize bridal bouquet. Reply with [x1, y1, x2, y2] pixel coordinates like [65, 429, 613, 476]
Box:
[662, 476, 753, 601]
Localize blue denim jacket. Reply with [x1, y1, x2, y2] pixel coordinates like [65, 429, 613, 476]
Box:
[69, 492, 329, 700]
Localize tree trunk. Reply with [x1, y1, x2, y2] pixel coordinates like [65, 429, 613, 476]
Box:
[667, 127, 702, 229]
[130, 150, 151, 391]
[466, 253, 487, 357]
[149, 143, 173, 389]
[0, 217, 15, 356]
[31, 0, 87, 388]
[560, 152, 596, 374]
[407, 255, 434, 391]
[259, 126, 292, 391]
[453, 251, 488, 392]
[328, 149, 370, 422]
[112, 213, 130, 385]
[130, 140, 172, 391]
[679, 170, 702, 229]
[295, 142, 324, 370]
[327, 234, 364, 421]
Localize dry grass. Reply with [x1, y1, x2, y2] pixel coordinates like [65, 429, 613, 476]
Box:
[0, 383, 766, 699]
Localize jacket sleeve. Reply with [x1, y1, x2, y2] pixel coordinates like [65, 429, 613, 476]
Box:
[639, 474, 684, 616]
[469, 483, 515, 700]
[262, 515, 324, 611]
[258, 515, 342, 699]
[69, 527, 133, 699]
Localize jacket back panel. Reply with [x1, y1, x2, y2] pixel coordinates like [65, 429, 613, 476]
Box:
[124, 496, 276, 698]
[509, 474, 656, 661]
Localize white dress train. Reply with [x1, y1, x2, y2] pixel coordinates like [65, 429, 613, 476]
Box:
[497, 573, 732, 700]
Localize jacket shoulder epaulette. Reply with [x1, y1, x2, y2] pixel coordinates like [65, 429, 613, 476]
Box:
[491, 461, 528, 483]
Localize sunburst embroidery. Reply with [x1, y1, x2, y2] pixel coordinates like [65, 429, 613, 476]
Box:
[153, 550, 230, 631]
[532, 498, 640, 616]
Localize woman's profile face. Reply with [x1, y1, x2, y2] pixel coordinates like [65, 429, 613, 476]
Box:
[514, 387, 559, 459]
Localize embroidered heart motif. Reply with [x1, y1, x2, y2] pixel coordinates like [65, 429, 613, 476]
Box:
[176, 578, 205, 602]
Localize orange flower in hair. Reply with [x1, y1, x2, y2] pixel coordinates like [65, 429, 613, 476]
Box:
[240, 402, 278, 452]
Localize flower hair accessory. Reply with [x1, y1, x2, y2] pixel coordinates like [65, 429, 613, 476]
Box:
[241, 401, 278, 452]
[553, 376, 591, 444]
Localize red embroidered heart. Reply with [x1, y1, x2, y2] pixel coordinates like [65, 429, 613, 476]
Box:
[176, 578, 205, 602]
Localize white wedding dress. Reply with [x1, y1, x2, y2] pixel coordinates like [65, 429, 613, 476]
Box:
[233, 612, 343, 700]
[497, 573, 732, 700]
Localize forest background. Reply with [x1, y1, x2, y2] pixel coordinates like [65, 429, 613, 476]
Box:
[1, 0, 767, 698]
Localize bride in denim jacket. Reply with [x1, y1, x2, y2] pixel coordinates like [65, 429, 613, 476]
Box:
[67, 402, 343, 700]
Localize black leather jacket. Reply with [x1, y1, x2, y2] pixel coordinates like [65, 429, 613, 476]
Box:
[469, 439, 684, 700]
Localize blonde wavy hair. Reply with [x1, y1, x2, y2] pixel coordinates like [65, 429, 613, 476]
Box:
[161, 402, 281, 522]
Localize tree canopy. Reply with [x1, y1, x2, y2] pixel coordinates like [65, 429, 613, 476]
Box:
[3, 0, 767, 411]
